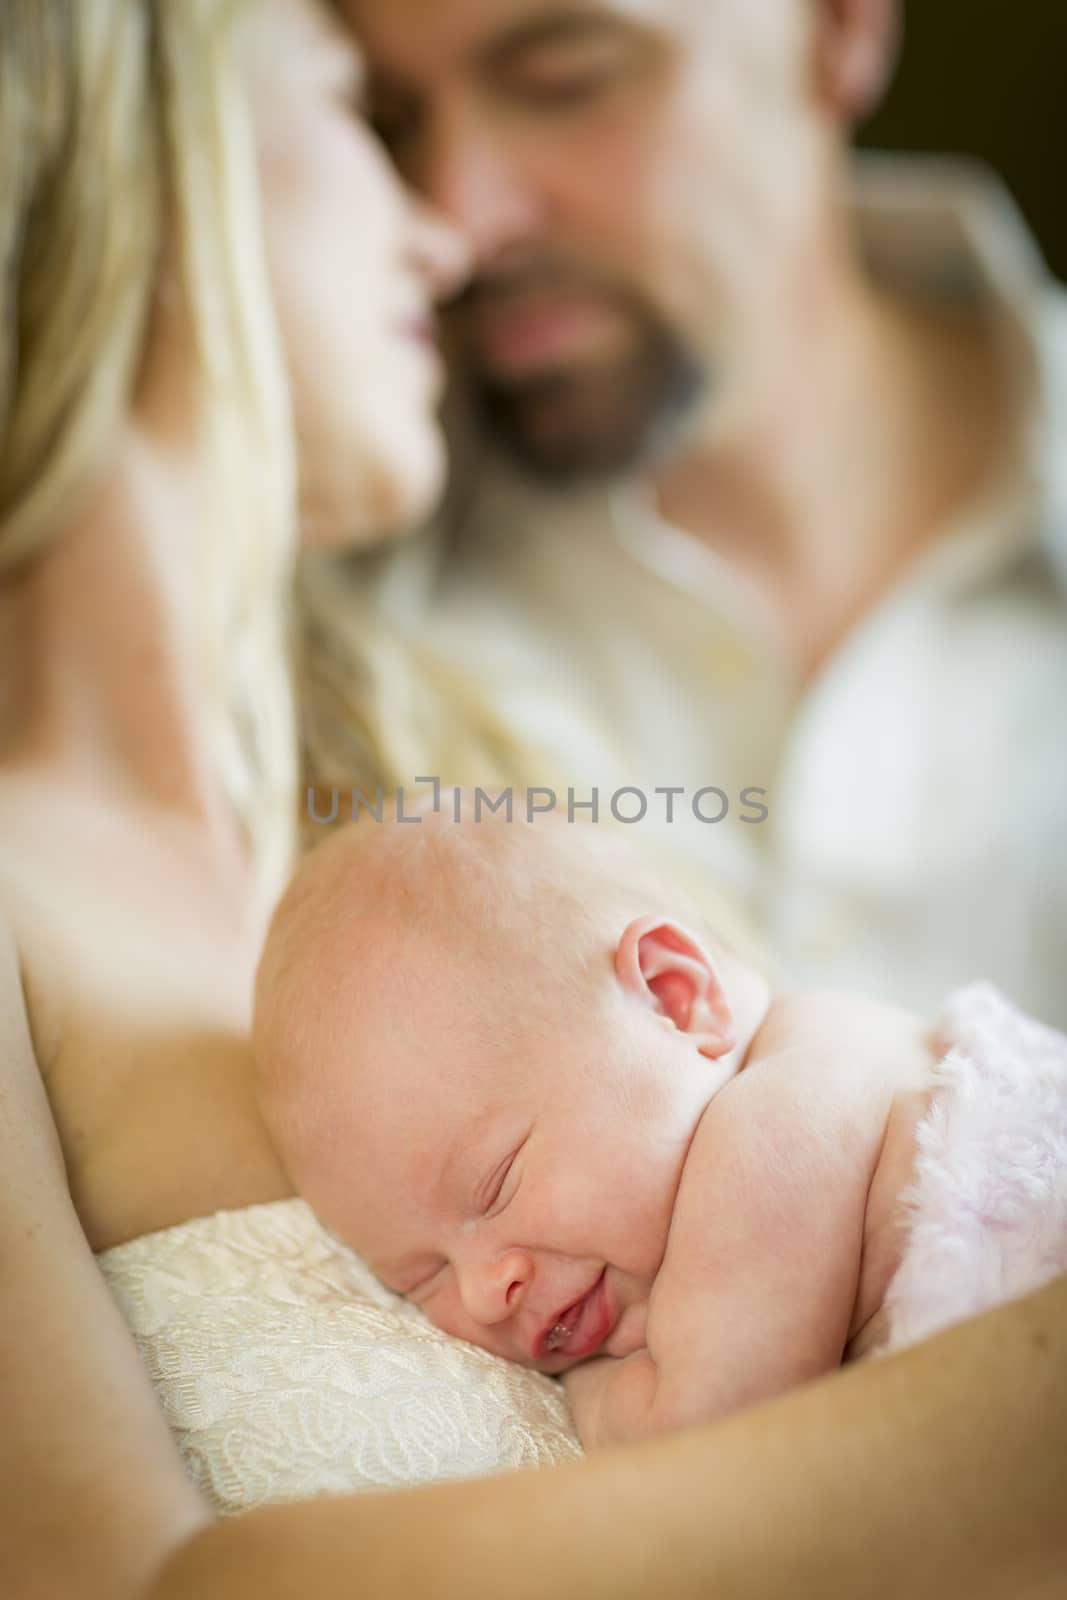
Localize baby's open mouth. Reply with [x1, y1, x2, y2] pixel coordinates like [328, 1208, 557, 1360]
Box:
[538, 1268, 612, 1362]
[544, 1301, 584, 1353]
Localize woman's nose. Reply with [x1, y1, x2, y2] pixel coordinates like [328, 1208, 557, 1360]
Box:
[405, 193, 472, 304]
[458, 1249, 533, 1326]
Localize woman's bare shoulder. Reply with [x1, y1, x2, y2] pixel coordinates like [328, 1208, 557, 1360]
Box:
[0, 844, 66, 1082]
[0, 895, 210, 1599]
[0, 895, 56, 1118]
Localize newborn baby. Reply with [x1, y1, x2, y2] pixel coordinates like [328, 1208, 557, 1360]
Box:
[253, 806, 1067, 1452]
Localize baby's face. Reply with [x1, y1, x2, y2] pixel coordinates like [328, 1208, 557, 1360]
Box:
[256, 816, 767, 1374]
[297, 975, 720, 1374]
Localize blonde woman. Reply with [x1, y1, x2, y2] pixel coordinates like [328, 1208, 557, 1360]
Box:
[0, 3, 1064, 1599]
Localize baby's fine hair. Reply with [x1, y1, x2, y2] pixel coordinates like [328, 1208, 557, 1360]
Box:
[252, 792, 756, 1179]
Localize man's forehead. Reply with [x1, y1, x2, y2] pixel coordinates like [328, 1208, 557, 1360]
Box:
[346, 0, 675, 79]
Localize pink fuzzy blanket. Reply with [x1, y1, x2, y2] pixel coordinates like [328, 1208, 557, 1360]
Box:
[884, 983, 1067, 1353]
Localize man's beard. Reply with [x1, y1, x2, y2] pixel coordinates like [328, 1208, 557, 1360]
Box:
[453, 272, 709, 485]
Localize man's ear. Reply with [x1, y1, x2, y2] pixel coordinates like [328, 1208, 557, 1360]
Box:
[812, 0, 900, 123]
[615, 917, 736, 1061]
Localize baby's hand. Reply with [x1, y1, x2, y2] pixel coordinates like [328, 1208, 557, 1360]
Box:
[561, 1355, 616, 1449]
[561, 1349, 661, 1452]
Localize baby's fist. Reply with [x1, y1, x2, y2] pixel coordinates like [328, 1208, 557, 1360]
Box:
[561, 1355, 618, 1451]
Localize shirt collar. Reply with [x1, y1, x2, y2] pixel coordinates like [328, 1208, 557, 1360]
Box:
[609, 157, 1067, 605]
[851, 155, 1067, 595]
[434, 157, 1067, 603]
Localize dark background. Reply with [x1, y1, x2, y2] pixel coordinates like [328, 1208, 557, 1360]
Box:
[858, 0, 1065, 280]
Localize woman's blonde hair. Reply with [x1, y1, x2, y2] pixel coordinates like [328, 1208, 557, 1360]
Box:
[0, 0, 761, 967]
[0, 0, 534, 910]
[0, 0, 298, 907]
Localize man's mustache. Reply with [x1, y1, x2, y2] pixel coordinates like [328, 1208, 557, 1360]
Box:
[452, 256, 631, 314]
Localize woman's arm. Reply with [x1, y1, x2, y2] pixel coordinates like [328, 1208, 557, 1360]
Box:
[151, 1273, 1067, 1600]
[0, 914, 209, 1600]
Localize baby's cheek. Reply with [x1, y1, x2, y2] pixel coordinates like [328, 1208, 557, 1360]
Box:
[417, 1283, 463, 1339]
[423, 1289, 501, 1356]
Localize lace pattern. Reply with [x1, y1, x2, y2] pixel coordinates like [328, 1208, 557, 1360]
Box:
[97, 1199, 581, 1514]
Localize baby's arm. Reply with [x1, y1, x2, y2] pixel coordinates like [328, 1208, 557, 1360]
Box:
[566, 1006, 899, 1449]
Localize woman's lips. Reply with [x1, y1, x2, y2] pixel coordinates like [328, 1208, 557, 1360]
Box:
[400, 314, 436, 345]
[392, 318, 444, 387]
[538, 1269, 615, 1362]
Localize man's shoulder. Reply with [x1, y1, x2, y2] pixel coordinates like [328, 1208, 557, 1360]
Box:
[851, 153, 1050, 295]
[1032, 281, 1067, 586]
[854, 155, 1067, 586]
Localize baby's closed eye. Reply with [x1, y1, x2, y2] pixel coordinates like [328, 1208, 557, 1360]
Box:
[477, 1131, 531, 1217]
[485, 1152, 521, 1214]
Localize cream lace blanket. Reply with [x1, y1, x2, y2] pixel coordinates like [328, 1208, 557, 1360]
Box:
[97, 1200, 581, 1515]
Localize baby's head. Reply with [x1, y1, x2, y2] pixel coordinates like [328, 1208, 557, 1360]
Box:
[253, 803, 770, 1372]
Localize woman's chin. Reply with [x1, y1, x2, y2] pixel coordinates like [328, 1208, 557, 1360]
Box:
[299, 429, 447, 553]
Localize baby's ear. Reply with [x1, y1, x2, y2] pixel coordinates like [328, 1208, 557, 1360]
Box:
[614, 917, 736, 1060]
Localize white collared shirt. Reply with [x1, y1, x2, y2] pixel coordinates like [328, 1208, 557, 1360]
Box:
[367, 160, 1067, 1028]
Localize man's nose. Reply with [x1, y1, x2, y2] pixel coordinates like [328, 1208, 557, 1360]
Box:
[418, 114, 545, 262]
[457, 1248, 533, 1327]
[405, 195, 472, 304]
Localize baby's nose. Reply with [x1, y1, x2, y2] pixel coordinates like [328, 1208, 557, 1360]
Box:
[460, 1250, 533, 1326]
